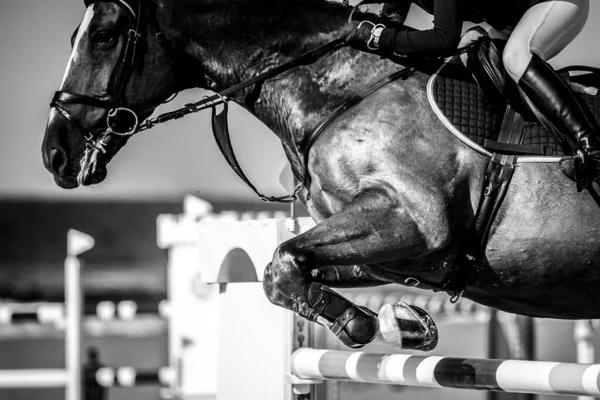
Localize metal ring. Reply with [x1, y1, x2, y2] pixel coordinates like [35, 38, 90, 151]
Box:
[106, 107, 139, 136]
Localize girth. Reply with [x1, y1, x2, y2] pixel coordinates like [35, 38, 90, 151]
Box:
[395, 105, 522, 302]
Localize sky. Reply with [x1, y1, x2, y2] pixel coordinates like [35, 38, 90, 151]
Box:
[1, 0, 600, 202]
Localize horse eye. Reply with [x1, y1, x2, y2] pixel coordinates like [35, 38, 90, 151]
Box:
[93, 30, 117, 47]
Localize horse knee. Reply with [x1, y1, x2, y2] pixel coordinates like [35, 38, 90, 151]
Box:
[272, 242, 310, 272]
[502, 41, 533, 82]
[263, 243, 307, 290]
[262, 264, 282, 306]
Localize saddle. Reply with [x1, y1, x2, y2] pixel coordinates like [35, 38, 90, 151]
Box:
[423, 37, 600, 300]
[429, 37, 600, 160]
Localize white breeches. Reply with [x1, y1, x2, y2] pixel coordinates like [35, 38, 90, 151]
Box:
[502, 0, 589, 82]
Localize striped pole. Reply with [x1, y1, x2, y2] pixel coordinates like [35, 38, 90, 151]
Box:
[291, 349, 600, 397]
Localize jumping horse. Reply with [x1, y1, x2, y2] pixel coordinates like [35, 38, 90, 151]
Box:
[42, 0, 600, 350]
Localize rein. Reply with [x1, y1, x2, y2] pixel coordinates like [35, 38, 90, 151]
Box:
[131, 37, 347, 202]
[51, 0, 423, 202]
[134, 37, 348, 203]
[136, 38, 347, 133]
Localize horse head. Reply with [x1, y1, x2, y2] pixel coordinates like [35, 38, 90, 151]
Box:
[42, 0, 183, 188]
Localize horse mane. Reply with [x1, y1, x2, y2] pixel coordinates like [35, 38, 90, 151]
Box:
[178, 0, 358, 53]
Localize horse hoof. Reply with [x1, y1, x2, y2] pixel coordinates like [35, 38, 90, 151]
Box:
[378, 302, 438, 351]
[306, 283, 379, 349]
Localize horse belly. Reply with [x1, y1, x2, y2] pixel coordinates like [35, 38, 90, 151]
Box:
[473, 163, 600, 318]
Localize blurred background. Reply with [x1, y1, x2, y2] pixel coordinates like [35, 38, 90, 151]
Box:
[1, 0, 600, 400]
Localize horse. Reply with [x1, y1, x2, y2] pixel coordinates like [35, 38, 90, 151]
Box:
[42, 0, 600, 351]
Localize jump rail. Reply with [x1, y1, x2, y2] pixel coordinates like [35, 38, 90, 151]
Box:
[158, 198, 596, 400]
[291, 348, 600, 397]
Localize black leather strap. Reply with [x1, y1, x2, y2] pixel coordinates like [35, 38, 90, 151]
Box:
[483, 106, 547, 156]
[110, 0, 145, 108]
[51, 0, 151, 152]
[52, 91, 113, 109]
[483, 140, 546, 155]
[211, 103, 301, 203]
[442, 107, 523, 298]
[301, 67, 415, 188]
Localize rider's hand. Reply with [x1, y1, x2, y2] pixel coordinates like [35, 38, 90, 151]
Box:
[345, 21, 385, 51]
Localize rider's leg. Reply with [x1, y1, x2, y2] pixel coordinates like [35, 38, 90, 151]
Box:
[502, 0, 600, 176]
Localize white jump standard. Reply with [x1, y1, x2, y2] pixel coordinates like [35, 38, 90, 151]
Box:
[0, 230, 93, 400]
[291, 348, 600, 397]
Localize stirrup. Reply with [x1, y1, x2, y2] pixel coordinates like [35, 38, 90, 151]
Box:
[305, 282, 379, 348]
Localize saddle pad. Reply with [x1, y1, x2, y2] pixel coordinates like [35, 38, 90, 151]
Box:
[430, 63, 500, 150]
[429, 61, 600, 158]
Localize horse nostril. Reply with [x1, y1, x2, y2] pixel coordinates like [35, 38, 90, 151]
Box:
[49, 148, 66, 175]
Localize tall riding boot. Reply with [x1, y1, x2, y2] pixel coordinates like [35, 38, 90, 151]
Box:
[517, 54, 600, 185]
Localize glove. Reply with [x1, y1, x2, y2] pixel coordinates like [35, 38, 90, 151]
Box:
[345, 21, 386, 51]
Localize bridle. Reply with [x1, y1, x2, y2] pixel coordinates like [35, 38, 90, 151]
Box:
[50, 0, 354, 198]
[52, 0, 146, 140]
[50, 0, 173, 184]
[49, 0, 416, 203]
[49, 0, 485, 300]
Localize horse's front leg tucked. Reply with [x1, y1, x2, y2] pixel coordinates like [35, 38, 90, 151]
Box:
[310, 265, 389, 288]
[263, 188, 451, 350]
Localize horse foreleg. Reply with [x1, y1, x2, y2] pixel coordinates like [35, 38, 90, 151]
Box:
[263, 189, 449, 350]
[311, 265, 439, 350]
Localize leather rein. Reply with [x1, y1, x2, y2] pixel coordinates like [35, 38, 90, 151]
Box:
[51, 0, 414, 202]
[136, 36, 351, 203]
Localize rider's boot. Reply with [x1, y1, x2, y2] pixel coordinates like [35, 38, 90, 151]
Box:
[517, 54, 600, 187]
[305, 282, 378, 348]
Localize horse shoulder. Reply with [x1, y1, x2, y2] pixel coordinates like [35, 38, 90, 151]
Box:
[305, 80, 482, 253]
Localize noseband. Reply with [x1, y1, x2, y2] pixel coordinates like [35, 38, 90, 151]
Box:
[52, 0, 146, 151]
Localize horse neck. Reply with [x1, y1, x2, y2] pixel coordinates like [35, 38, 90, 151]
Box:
[170, 0, 402, 178]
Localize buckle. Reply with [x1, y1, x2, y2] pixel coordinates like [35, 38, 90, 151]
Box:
[484, 184, 493, 196]
[404, 277, 420, 287]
